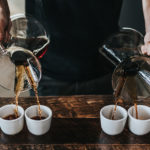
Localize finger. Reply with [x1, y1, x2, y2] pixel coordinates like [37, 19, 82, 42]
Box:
[0, 30, 5, 43]
[4, 31, 10, 43]
[144, 32, 150, 43]
[7, 20, 12, 33]
[142, 43, 150, 56]
[3, 20, 11, 43]
[5, 20, 12, 42]
[141, 45, 147, 54]
[146, 44, 150, 55]
[0, 18, 7, 43]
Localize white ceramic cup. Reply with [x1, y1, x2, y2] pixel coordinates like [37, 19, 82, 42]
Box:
[0, 104, 24, 135]
[25, 105, 52, 136]
[100, 105, 127, 135]
[128, 105, 150, 135]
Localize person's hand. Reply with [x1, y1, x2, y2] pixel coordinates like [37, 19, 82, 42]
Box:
[0, 0, 11, 43]
[141, 32, 150, 55]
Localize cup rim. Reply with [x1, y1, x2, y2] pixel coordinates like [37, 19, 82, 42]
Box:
[100, 104, 127, 122]
[128, 105, 150, 122]
[25, 105, 52, 122]
[0, 104, 24, 122]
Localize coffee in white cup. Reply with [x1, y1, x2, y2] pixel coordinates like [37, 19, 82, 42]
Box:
[100, 105, 127, 135]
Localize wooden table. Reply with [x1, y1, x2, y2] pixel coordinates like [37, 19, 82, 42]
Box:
[0, 95, 150, 150]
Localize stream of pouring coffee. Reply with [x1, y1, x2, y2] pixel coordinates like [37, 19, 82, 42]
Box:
[15, 64, 42, 119]
[111, 76, 125, 120]
[24, 65, 42, 119]
[112, 76, 138, 120]
[15, 65, 26, 117]
[126, 76, 138, 119]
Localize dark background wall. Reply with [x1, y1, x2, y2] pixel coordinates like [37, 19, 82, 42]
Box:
[26, 0, 145, 35]
[119, 0, 145, 35]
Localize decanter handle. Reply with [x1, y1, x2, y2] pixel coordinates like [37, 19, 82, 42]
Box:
[0, 44, 7, 55]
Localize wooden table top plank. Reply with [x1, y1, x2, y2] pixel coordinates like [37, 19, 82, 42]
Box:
[0, 95, 114, 118]
[0, 95, 149, 118]
[1, 144, 150, 150]
[1, 118, 150, 145]
[0, 95, 150, 149]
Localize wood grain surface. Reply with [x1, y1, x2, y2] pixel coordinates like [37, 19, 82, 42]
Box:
[0, 95, 150, 150]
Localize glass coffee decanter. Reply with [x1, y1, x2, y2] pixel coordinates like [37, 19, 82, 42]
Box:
[0, 14, 50, 93]
[99, 27, 150, 104]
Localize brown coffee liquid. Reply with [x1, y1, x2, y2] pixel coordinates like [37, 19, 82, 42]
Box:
[111, 98, 123, 120]
[31, 116, 46, 120]
[112, 76, 125, 120]
[15, 65, 26, 118]
[10, 37, 49, 59]
[134, 102, 138, 119]
[14, 55, 42, 119]
[25, 66, 42, 119]
[3, 114, 19, 120]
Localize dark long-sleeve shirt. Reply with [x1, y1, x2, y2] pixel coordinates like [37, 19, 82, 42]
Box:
[26, 0, 123, 81]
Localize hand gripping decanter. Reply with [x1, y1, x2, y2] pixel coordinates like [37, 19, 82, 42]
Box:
[0, 14, 49, 93]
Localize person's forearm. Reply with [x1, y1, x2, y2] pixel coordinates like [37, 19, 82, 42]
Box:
[0, 0, 8, 5]
[0, 0, 10, 15]
[0, 0, 10, 42]
[142, 0, 150, 32]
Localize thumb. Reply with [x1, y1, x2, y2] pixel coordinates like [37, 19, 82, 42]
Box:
[4, 20, 12, 43]
[0, 30, 5, 43]
[0, 20, 6, 43]
[144, 32, 150, 44]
